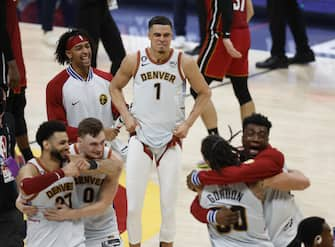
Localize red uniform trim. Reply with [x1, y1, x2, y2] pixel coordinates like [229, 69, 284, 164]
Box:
[133, 51, 141, 78]
[190, 195, 209, 223]
[145, 48, 174, 65]
[156, 135, 182, 167]
[46, 69, 79, 143]
[177, 52, 186, 81]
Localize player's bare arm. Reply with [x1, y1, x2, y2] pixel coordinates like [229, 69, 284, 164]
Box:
[174, 54, 211, 138]
[221, 0, 242, 58]
[44, 174, 116, 221]
[110, 53, 138, 133]
[104, 127, 120, 141]
[15, 194, 38, 217]
[263, 169, 310, 191]
[246, 0, 254, 22]
[80, 154, 123, 178]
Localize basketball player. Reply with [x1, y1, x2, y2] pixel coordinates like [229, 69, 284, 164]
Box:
[42, 118, 124, 247]
[109, 16, 211, 247]
[192, 0, 255, 137]
[46, 29, 127, 160]
[16, 121, 87, 247]
[194, 135, 274, 246]
[188, 113, 310, 246]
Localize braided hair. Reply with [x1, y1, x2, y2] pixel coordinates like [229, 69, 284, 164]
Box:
[55, 29, 94, 65]
[201, 135, 240, 172]
[287, 216, 325, 247]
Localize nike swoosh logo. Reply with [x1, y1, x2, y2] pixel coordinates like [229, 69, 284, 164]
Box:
[72, 101, 80, 106]
[141, 63, 149, 66]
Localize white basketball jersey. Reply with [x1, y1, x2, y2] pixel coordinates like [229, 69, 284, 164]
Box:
[200, 184, 274, 247]
[132, 48, 186, 148]
[26, 158, 85, 247]
[264, 189, 303, 247]
[63, 67, 114, 128]
[70, 144, 120, 241]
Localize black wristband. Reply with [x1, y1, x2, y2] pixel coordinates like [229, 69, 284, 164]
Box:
[88, 160, 99, 170]
[223, 32, 231, 39]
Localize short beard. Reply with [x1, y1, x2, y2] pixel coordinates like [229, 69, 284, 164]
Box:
[50, 149, 68, 166]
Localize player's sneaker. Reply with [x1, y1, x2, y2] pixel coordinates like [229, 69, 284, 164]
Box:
[173, 36, 186, 49]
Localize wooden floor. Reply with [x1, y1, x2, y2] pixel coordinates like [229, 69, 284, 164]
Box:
[20, 23, 335, 246]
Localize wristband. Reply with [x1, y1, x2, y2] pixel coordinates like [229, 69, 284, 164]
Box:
[88, 160, 99, 170]
[223, 32, 230, 39]
[207, 209, 218, 224]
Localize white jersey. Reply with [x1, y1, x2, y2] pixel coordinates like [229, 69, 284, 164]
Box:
[200, 184, 274, 247]
[264, 189, 302, 246]
[26, 158, 85, 247]
[132, 48, 186, 148]
[62, 66, 114, 128]
[70, 144, 120, 242]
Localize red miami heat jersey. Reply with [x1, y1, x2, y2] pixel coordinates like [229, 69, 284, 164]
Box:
[204, 0, 248, 35]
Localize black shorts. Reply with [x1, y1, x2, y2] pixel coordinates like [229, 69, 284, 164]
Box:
[6, 88, 27, 136]
[0, 209, 25, 247]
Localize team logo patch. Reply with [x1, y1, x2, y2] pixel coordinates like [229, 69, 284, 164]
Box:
[99, 94, 108, 105]
[169, 61, 177, 68]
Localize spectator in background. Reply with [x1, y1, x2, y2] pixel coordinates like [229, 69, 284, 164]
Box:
[173, 0, 207, 55]
[38, 0, 75, 46]
[76, 0, 126, 75]
[0, 86, 26, 247]
[6, 0, 34, 162]
[256, 0, 315, 69]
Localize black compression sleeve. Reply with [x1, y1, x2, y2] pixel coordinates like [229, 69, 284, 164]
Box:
[221, 0, 233, 38]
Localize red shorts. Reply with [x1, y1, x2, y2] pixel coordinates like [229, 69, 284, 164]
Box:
[198, 28, 250, 81]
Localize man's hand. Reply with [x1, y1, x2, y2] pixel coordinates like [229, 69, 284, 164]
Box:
[7, 60, 20, 89]
[173, 121, 191, 139]
[124, 114, 138, 134]
[62, 160, 81, 177]
[15, 195, 38, 217]
[216, 206, 239, 225]
[186, 171, 203, 192]
[223, 38, 242, 58]
[44, 204, 74, 221]
[104, 128, 120, 141]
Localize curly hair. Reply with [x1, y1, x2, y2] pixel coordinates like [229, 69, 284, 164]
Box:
[55, 29, 94, 65]
[201, 135, 240, 172]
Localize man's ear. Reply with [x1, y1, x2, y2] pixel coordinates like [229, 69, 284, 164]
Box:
[314, 235, 322, 245]
[65, 50, 72, 60]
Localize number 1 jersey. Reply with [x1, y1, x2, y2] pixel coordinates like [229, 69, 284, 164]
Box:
[132, 48, 186, 148]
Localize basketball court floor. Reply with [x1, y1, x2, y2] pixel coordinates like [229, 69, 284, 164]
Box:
[20, 19, 335, 246]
